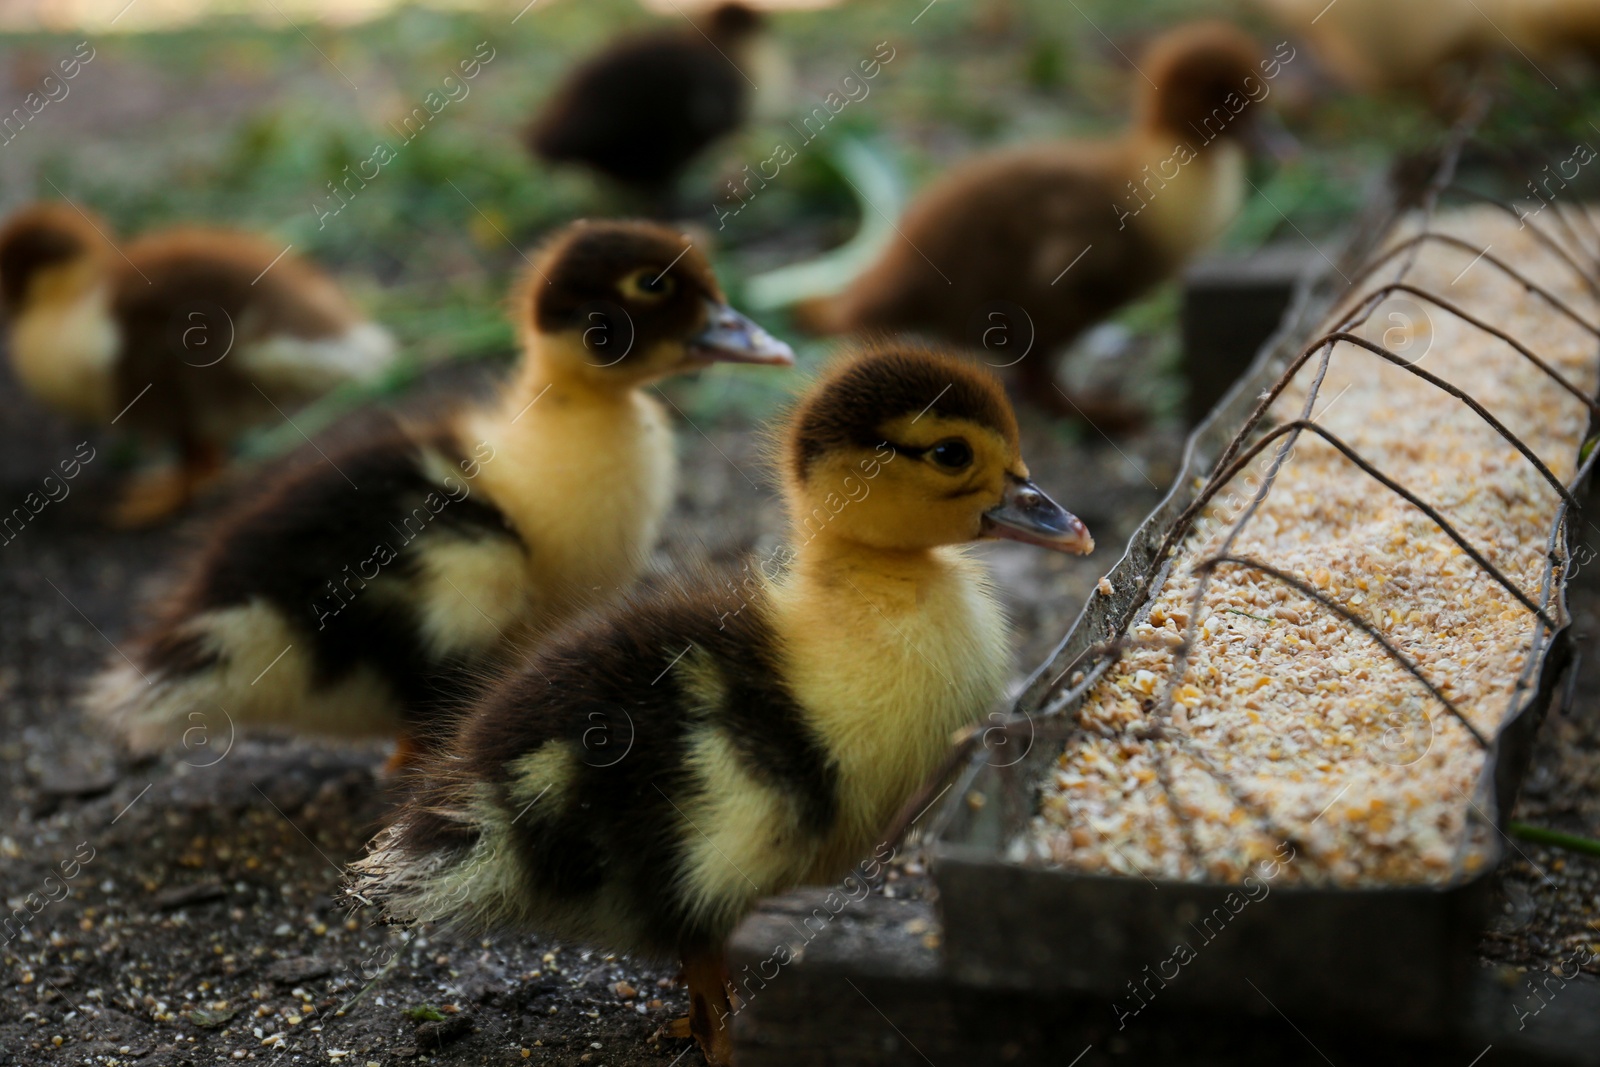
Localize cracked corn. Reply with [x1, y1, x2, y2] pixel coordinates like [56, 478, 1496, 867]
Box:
[1026, 206, 1600, 885]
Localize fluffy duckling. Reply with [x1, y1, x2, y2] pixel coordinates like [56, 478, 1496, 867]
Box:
[527, 3, 766, 211]
[1255, 0, 1489, 98]
[87, 220, 792, 768]
[346, 344, 1093, 1065]
[1259, 0, 1600, 100]
[1504, 0, 1600, 71]
[799, 23, 1287, 425]
[0, 202, 396, 526]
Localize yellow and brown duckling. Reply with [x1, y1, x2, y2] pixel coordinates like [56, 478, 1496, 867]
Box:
[527, 2, 767, 212]
[799, 22, 1289, 427]
[87, 219, 792, 769]
[346, 344, 1093, 1066]
[1256, 0, 1494, 103]
[1259, 0, 1600, 102]
[0, 201, 396, 526]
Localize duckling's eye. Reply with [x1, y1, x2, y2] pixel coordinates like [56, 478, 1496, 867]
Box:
[618, 268, 675, 302]
[928, 438, 973, 471]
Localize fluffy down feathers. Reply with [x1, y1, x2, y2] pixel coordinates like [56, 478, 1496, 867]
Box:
[799, 23, 1270, 412]
[347, 345, 1085, 1067]
[86, 219, 786, 757]
[526, 4, 763, 196]
[87, 416, 525, 754]
[349, 571, 836, 957]
[347, 347, 1075, 962]
[0, 205, 396, 446]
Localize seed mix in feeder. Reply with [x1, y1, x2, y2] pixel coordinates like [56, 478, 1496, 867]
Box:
[1024, 205, 1600, 885]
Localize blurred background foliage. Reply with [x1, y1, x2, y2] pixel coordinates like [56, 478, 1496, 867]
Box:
[1, 0, 1596, 427]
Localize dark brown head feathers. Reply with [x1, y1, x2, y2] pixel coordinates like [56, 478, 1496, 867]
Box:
[522, 220, 723, 365]
[787, 343, 1017, 481]
[1139, 21, 1267, 141]
[703, 2, 763, 41]
[0, 201, 111, 309]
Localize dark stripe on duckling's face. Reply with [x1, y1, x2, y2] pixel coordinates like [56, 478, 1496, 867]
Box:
[790, 344, 1016, 484]
[877, 436, 991, 500]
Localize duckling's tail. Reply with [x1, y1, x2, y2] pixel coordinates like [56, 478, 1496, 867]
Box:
[84, 628, 238, 759]
[84, 602, 399, 756]
[240, 320, 399, 396]
[345, 787, 520, 933]
[344, 820, 457, 924]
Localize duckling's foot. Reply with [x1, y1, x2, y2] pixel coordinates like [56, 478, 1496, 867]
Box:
[109, 441, 228, 529]
[109, 467, 192, 528]
[680, 950, 735, 1065]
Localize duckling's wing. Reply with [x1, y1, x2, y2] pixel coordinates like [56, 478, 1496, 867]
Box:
[86, 415, 520, 753]
[351, 578, 837, 960]
[109, 234, 391, 443]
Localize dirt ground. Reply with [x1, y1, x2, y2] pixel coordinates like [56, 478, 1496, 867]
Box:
[0, 345, 1188, 1067]
[5, 332, 1600, 1066]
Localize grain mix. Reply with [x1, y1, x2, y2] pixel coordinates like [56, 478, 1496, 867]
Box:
[1025, 206, 1600, 885]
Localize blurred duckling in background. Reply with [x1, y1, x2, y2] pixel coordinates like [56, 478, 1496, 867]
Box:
[527, 3, 777, 215]
[1255, 0, 1489, 101]
[1508, 0, 1600, 70]
[0, 201, 396, 526]
[797, 22, 1292, 428]
[1258, 0, 1600, 105]
[347, 344, 1093, 1065]
[87, 220, 792, 770]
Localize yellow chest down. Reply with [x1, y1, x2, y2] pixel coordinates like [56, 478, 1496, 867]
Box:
[773, 542, 1012, 881]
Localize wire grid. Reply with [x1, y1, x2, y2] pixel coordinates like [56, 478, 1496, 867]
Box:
[957, 121, 1600, 881]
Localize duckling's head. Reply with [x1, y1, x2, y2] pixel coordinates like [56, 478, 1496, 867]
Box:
[1138, 22, 1276, 150]
[522, 219, 792, 389]
[702, 2, 764, 44]
[0, 201, 112, 314]
[782, 343, 1093, 554]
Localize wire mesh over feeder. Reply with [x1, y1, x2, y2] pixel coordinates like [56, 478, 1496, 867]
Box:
[1022, 204, 1600, 886]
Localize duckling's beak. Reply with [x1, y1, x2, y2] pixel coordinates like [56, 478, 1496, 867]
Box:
[687, 301, 795, 366]
[982, 477, 1094, 554]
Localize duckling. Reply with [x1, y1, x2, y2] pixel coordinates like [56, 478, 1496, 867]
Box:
[797, 22, 1287, 426]
[0, 201, 396, 526]
[1504, 0, 1600, 71]
[527, 3, 767, 212]
[1259, 0, 1600, 101]
[86, 220, 793, 770]
[346, 343, 1093, 1066]
[1254, 0, 1490, 99]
